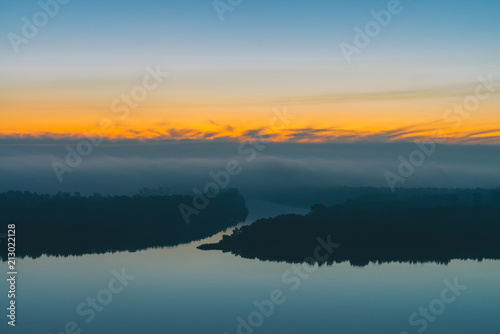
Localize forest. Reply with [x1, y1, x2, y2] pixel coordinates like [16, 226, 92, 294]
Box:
[0, 188, 248, 260]
[199, 189, 500, 266]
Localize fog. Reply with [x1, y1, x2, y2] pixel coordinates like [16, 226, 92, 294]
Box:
[1, 138, 499, 198]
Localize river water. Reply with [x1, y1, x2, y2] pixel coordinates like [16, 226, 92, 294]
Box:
[2, 201, 499, 334]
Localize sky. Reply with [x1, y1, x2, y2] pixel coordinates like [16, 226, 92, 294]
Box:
[1, 0, 500, 194]
[1, 0, 499, 143]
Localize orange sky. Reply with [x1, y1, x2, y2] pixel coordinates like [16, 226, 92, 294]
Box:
[1, 71, 499, 144]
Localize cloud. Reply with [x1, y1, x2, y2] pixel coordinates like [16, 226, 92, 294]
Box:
[1, 120, 500, 144]
[275, 82, 500, 106]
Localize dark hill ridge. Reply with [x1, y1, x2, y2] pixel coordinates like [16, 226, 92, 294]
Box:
[199, 190, 500, 267]
[1, 188, 248, 260]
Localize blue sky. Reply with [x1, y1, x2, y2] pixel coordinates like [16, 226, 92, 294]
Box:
[1, 0, 499, 73]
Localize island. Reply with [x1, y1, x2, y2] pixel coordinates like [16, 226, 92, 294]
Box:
[199, 189, 500, 266]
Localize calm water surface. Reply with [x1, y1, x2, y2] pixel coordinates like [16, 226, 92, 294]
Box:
[2, 201, 499, 334]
